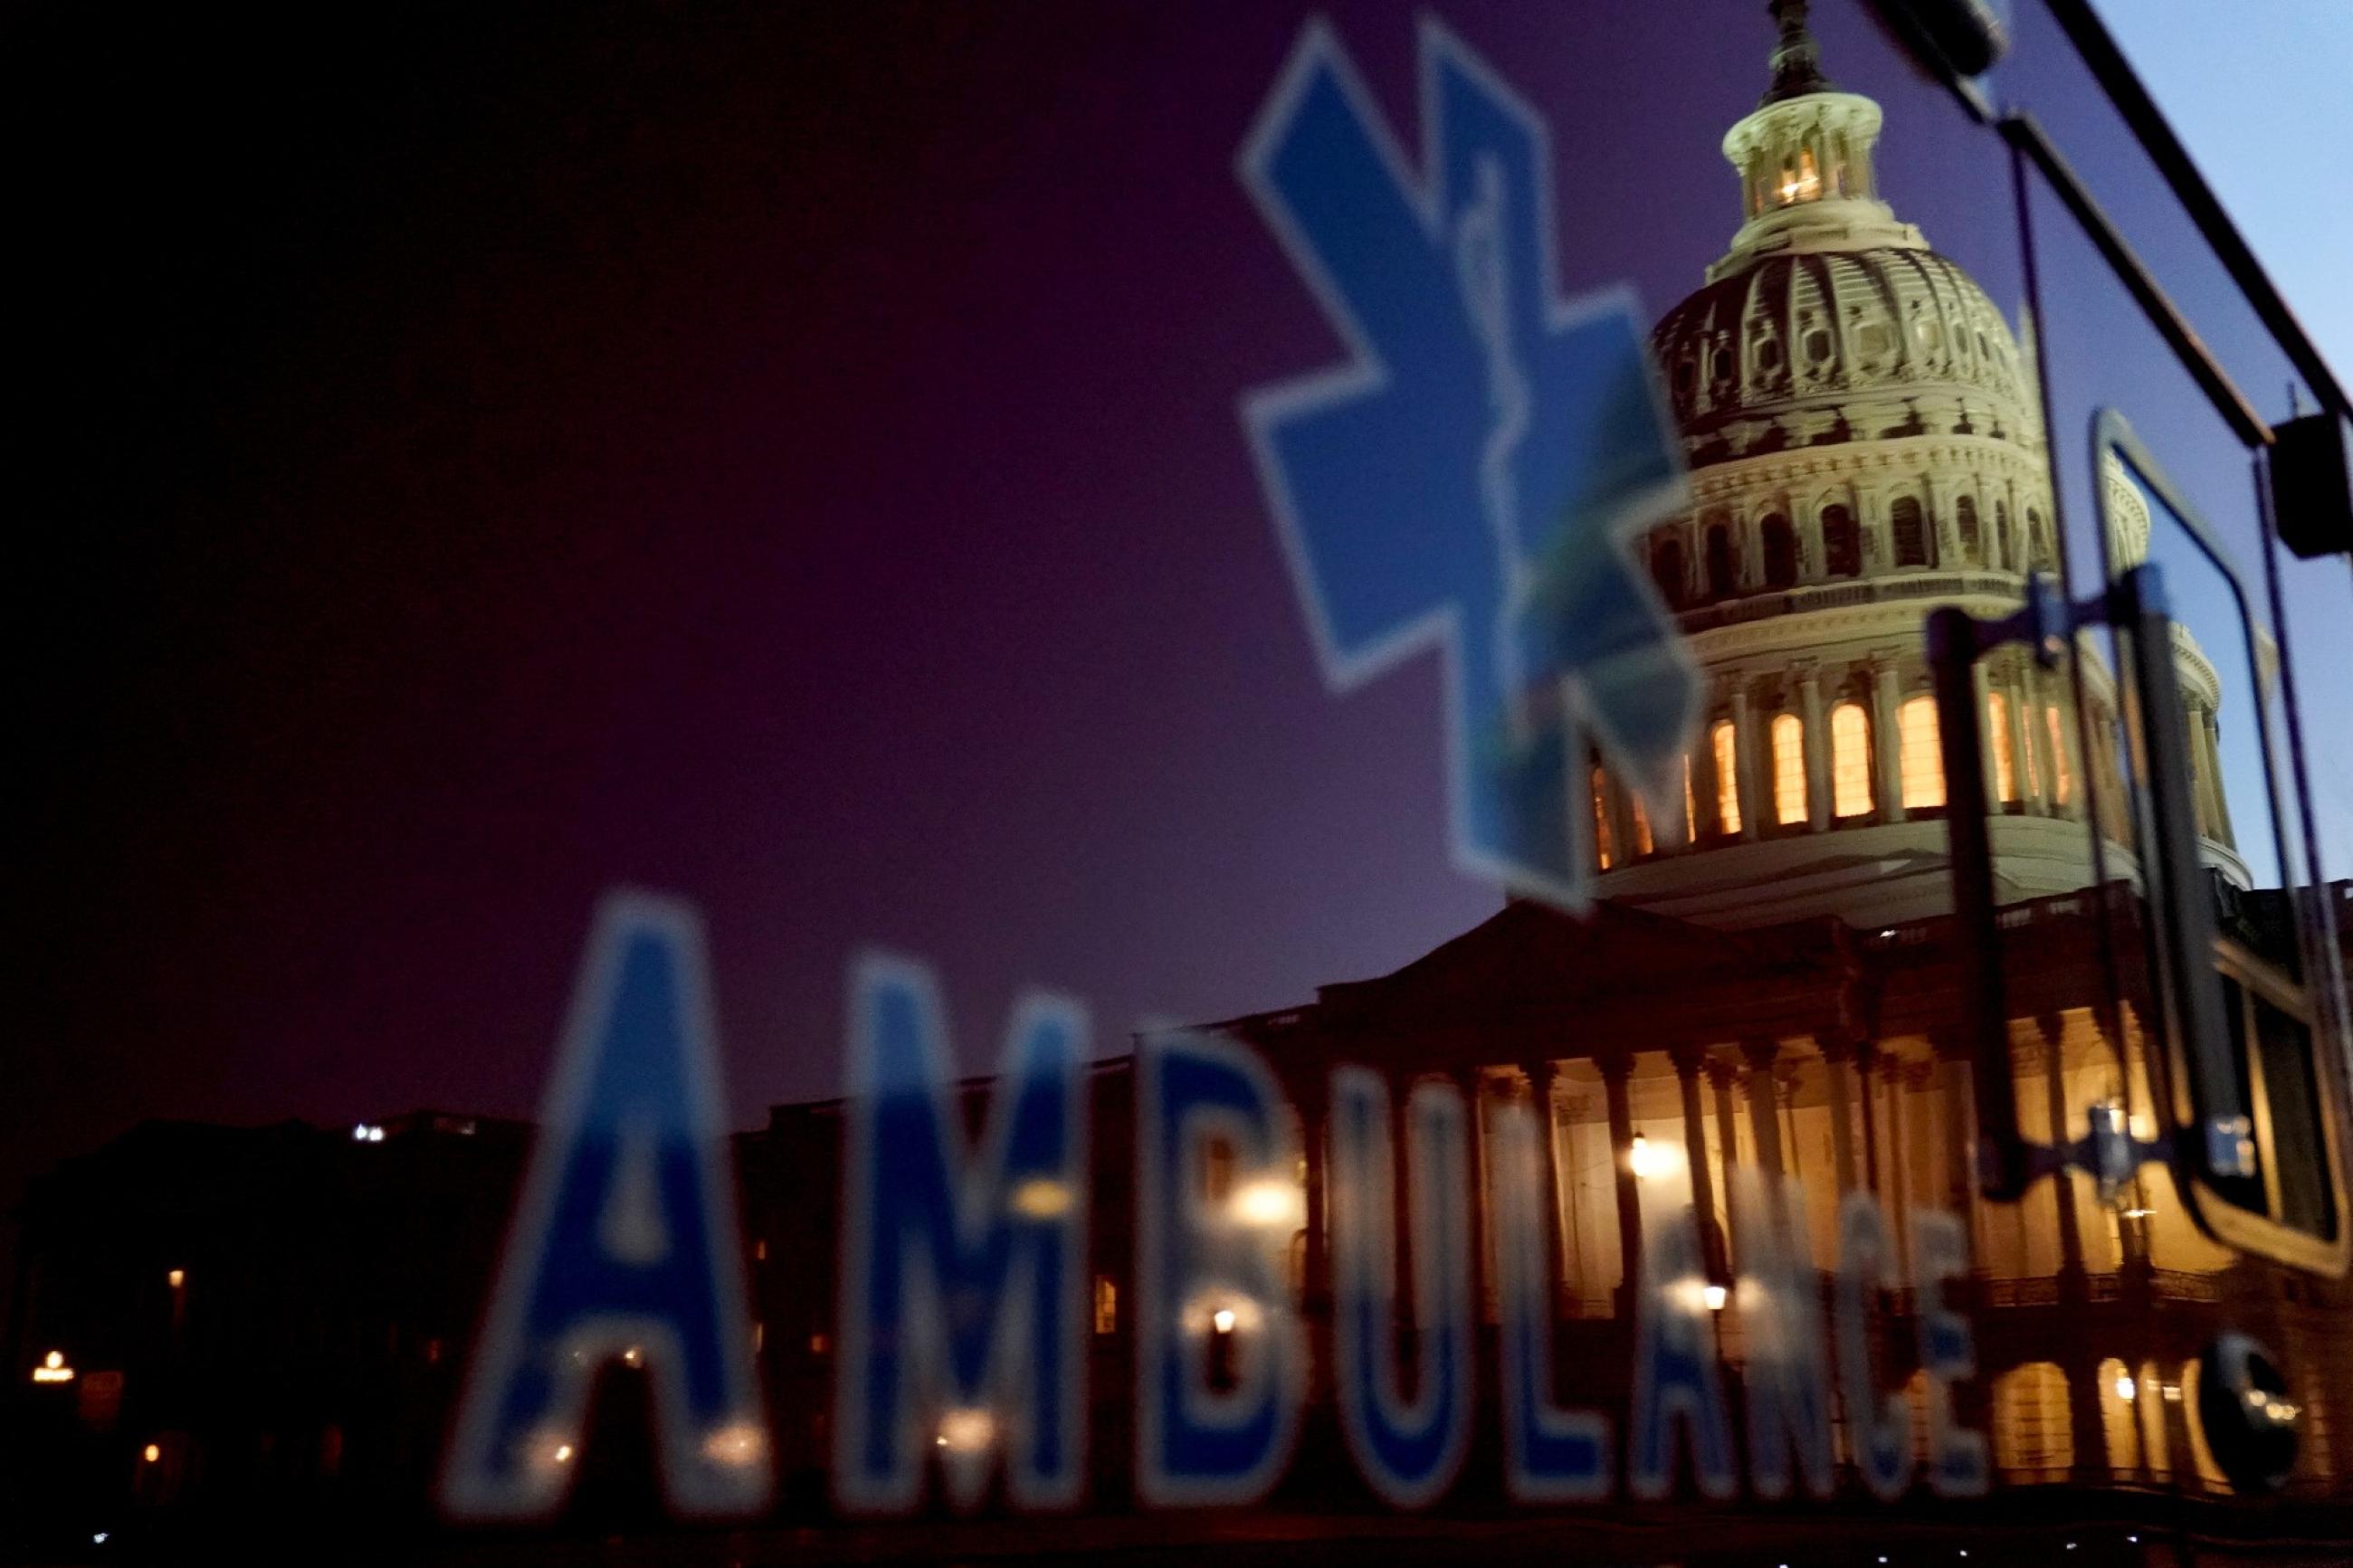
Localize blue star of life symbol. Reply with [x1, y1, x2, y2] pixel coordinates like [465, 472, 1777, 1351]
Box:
[1239, 19, 1700, 910]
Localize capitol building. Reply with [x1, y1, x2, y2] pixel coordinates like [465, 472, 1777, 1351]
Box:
[1584, 1, 2245, 930]
[11, 3, 2336, 1532]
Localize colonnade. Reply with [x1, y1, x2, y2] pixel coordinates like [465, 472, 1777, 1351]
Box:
[1591, 646, 2087, 870]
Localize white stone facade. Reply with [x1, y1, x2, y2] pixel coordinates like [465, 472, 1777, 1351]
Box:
[1590, 36, 2122, 929]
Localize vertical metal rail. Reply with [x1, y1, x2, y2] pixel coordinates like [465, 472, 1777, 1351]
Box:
[1928, 604, 2029, 1201]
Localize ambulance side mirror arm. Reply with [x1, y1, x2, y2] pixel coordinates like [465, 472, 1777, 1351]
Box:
[2109, 563, 2257, 1185]
[1927, 565, 2257, 1210]
[1924, 575, 2072, 1203]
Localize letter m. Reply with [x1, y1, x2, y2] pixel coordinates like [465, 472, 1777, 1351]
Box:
[834, 954, 1090, 1512]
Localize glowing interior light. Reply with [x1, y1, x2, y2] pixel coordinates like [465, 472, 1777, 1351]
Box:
[142, 1445, 161, 1464]
[167, 1269, 186, 1289]
[1212, 1307, 1238, 1335]
[700, 1421, 767, 1468]
[1702, 1283, 1729, 1312]
[1009, 1177, 1073, 1219]
[1628, 1133, 1674, 1180]
[937, 1408, 996, 1454]
[33, 1350, 74, 1384]
[2162, 1383, 2182, 1402]
[2113, 1374, 2137, 1402]
[621, 1345, 643, 1368]
[553, 1443, 574, 1464]
[1231, 1178, 1302, 1230]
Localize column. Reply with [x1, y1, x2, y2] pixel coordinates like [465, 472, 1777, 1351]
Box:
[1819, 1035, 1861, 1193]
[1796, 660, 1831, 832]
[2020, 662, 2053, 816]
[1929, 1028, 1983, 1256]
[1739, 1039, 1785, 1181]
[1672, 1044, 1724, 1279]
[1917, 472, 1941, 565]
[1296, 1074, 1331, 1404]
[1451, 1067, 1491, 1326]
[1601, 1050, 1642, 1316]
[1776, 1064, 1805, 1187]
[2000, 659, 2033, 813]
[2202, 708, 2235, 846]
[1730, 679, 1764, 843]
[1695, 700, 1726, 840]
[1857, 1042, 1882, 1196]
[1882, 1055, 1912, 1261]
[1603, 767, 1638, 868]
[1300, 1078, 1330, 1314]
[2036, 1013, 2087, 1288]
[1521, 1058, 1567, 1316]
[1707, 1058, 1746, 1274]
[1872, 652, 1907, 824]
[1970, 660, 1998, 803]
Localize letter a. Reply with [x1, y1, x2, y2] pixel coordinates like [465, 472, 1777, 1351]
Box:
[443, 892, 769, 1521]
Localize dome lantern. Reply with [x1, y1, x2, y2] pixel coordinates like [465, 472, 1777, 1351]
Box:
[1710, 0, 1923, 281]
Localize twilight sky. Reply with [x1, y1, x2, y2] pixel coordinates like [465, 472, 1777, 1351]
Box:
[20, 1, 2348, 1240]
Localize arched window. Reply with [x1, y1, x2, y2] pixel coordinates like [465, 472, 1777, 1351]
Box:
[2097, 1356, 2139, 1478]
[1821, 503, 1861, 577]
[1993, 1362, 2075, 1481]
[1651, 537, 1687, 605]
[1995, 499, 2013, 571]
[1957, 496, 1981, 563]
[2027, 508, 2052, 569]
[1890, 495, 1930, 567]
[1094, 1276, 1119, 1335]
[2045, 705, 2071, 806]
[1987, 691, 2018, 802]
[1711, 720, 1741, 835]
[1591, 765, 1614, 870]
[1899, 695, 1945, 808]
[1630, 793, 1654, 857]
[1760, 512, 1797, 588]
[1771, 713, 1807, 826]
[1831, 703, 1873, 818]
[1704, 521, 1737, 598]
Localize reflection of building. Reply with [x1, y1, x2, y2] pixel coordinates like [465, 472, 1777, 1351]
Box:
[1598, 0, 2120, 930]
[750, 7, 2353, 1513]
[2099, 456, 2252, 888]
[7, 2, 2345, 1541]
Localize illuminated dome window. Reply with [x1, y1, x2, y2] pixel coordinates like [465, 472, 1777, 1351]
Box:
[1900, 697, 1945, 810]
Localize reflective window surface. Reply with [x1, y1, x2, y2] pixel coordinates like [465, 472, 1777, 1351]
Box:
[16, 0, 2353, 1562]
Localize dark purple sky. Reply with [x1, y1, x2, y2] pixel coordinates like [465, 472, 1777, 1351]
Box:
[22, 0, 2339, 1237]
